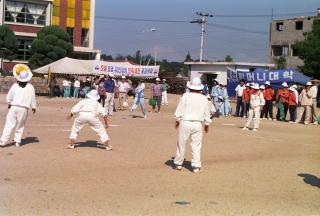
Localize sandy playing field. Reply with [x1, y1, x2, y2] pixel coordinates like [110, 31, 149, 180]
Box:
[0, 94, 319, 216]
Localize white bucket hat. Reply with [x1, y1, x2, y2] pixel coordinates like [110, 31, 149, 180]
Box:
[282, 82, 288, 87]
[245, 83, 250, 87]
[86, 89, 100, 101]
[306, 81, 312, 86]
[121, 76, 126, 79]
[252, 83, 260, 90]
[265, 81, 271, 85]
[187, 77, 204, 90]
[289, 87, 295, 91]
[292, 84, 298, 89]
[108, 73, 115, 78]
[13, 64, 33, 82]
[163, 78, 166, 81]
[155, 78, 160, 81]
[260, 85, 265, 90]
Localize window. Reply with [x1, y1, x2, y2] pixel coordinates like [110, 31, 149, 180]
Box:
[16, 37, 33, 61]
[272, 45, 289, 56]
[292, 46, 299, 56]
[276, 22, 284, 31]
[81, 28, 89, 47]
[66, 27, 74, 44]
[295, 21, 303, 30]
[82, 0, 90, 29]
[5, 0, 47, 25]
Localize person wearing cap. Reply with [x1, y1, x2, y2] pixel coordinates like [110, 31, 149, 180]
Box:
[295, 82, 313, 124]
[242, 84, 265, 131]
[242, 83, 251, 118]
[117, 76, 130, 111]
[201, 80, 209, 96]
[235, 79, 246, 117]
[83, 77, 91, 97]
[310, 81, 319, 124]
[131, 79, 147, 118]
[263, 81, 274, 120]
[288, 87, 298, 123]
[104, 74, 116, 116]
[67, 89, 112, 151]
[0, 64, 36, 147]
[161, 78, 169, 106]
[276, 82, 290, 121]
[151, 78, 163, 112]
[259, 85, 266, 119]
[215, 96, 224, 118]
[73, 77, 81, 98]
[173, 77, 211, 173]
[210, 79, 220, 107]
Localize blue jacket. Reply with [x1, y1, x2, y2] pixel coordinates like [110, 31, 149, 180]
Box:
[104, 79, 115, 93]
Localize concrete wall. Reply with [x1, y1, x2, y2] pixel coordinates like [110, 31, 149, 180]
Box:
[0, 77, 49, 95]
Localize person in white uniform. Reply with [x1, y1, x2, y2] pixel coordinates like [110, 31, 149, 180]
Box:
[0, 64, 36, 147]
[118, 76, 130, 111]
[243, 83, 265, 131]
[173, 77, 211, 173]
[67, 89, 112, 151]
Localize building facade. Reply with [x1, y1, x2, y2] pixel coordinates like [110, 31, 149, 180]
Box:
[269, 12, 320, 69]
[0, 0, 100, 72]
[0, 0, 53, 70]
[52, 0, 100, 60]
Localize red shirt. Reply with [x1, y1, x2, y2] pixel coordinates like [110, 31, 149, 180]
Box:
[276, 88, 289, 103]
[288, 91, 297, 106]
[242, 89, 251, 102]
[264, 88, 274, 100]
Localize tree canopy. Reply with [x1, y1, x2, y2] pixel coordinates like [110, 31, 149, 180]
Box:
[295, 20, 320, 78]
[0, 25, 17, 62]
[29, 26, 73, 68]
[225, 55, 233, 62]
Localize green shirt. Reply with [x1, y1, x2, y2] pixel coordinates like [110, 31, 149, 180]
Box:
[162, 83, 169, 91]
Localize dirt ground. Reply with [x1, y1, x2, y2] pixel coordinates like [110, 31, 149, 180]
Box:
[0, 93, 319, 216]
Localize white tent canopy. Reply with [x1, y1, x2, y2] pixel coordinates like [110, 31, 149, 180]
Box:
[33, 57, 159, 78]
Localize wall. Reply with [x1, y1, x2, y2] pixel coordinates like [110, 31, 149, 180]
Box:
[0, 77, 49, 95]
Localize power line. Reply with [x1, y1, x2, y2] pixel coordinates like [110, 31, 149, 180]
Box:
[206, 23, 269, 35]
[95, 16, 189, 23]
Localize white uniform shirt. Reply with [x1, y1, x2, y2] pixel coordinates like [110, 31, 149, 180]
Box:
[235, 84, 246, 97]
[71, 98, 107, 117]
[311, 86, 318, 99]
[63, 80, 69, 87]
[118, 81, 130, 93]
[74, 80, 80, 88]
[7, 83, 36, 109]
[175, 93, 211, 125]
[250, 91, 265, 109]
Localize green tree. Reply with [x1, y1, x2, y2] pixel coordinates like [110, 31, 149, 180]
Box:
[29, 26, 73, 68]
[183, 52, 193, 75]
[274, 56, 287, 69]
[295, 20, 320, 78]
[0, 25, 17, 67]
[225, 55, 233, 62]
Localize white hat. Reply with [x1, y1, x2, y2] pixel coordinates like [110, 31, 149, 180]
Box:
[250, 82, 255, 86]
[281, 82, 288, 87]
[245, 83, 250, 87]
[155, 78, 160, 81]
[252, 83, 260, 90]
[213, 79, 219, 83]
[306, 81, 312, 86]
[187, 77, 204, 90]
[292, 84, 298, 89]
[163, 78, 166, 81]
[108, 73, 115, 78]
[86, 89, 100, 101]
[265, 81, 271, 85]
[121, 75, 126, 79]
[13, 64, 33, 82]
[260, 85, 265, 90]
[289, 87, 295, 91]
[218, 96, 224, 100]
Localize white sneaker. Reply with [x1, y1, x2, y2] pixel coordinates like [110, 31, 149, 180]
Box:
[289, 121, 293, 124]
[252, 129, 258, 132]
[304, 122, 309, 125]
[193, 168, 201, 173]
[66, 144, 75, 149]
[313, 122, 319, 125]
[242, 127, 249, 131]
[144, 115, 147, 119]
[106, 146, 113, 151]
[0, 141, 5, 147]
[15, 142, 21, 147]
[268, 118, 272, 121]
[173, 165, 182, 170]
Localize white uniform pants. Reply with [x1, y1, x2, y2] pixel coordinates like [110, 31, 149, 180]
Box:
[162, 91, 168, 105]
[69, 113, 109, 143]
[245, 107, 261, 129]
[174, 121, 203, 168]
[1, 106, 29, 144]
[105, 93, 114, 116]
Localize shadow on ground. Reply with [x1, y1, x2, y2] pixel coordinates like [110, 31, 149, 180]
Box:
[74, 140, 106, 149]
[4, 137, 39, 147]
[298, 173, 320, 188]
[165, 157, 193, 172]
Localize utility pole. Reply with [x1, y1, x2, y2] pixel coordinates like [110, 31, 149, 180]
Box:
[191, 12, 213, 62]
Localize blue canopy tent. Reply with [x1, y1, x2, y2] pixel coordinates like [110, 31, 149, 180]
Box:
[227, 68, 312, 96]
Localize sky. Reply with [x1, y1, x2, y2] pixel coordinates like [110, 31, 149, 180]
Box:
[94, 0, 319, 63]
